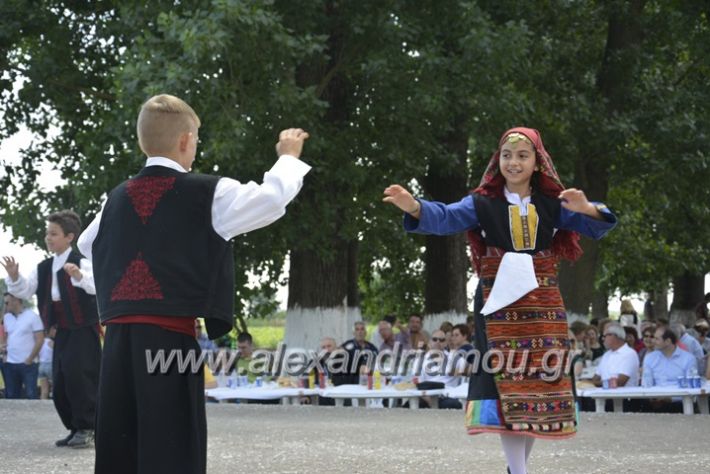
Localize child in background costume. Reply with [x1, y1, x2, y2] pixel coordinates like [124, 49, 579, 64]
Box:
[3, 211, 100, 448]
[78, 94, 310, 473]
[383, 127, 616, 474]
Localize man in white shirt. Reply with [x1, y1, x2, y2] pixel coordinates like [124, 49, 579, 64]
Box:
[420, 329, 462, 409]
[2, 293, 44, 399]
[592, 322, 640, 388]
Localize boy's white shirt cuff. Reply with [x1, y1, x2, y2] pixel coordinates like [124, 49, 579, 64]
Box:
[273, 154, 312, 175]
[5, 274, 32, 301]
[480, 252, 538, 316]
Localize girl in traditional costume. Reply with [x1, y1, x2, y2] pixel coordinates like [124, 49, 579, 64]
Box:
[383, 127, 616, 474]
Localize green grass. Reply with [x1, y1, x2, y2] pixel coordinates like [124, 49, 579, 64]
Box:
[243, 322, 379, 350]
[248, 326, 285, 349]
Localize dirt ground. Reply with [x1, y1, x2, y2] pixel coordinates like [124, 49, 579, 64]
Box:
[1, 400, 708, 473]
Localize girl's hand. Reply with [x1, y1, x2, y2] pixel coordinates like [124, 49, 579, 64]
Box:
[559, 188, 601, 218]
[383, 184, 420, 216]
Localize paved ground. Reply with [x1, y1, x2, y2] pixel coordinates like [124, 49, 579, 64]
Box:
[1, 400, 709, 473]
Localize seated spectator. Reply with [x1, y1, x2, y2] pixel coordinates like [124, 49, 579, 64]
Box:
[370, 314, 396, 349]
[235, 332, 260, 383]
[395, 313, 429, 351]
[638, 325, 656, 366]
[624, 326, 642, 352]
[332, 321, 378, 386]
[639, 320, 656, 339]
[449, 324, 475, 376]
[592, 322, 639, 388]
[643, 327, 697, 386]
[317, 336, 336, 383]
[439, 321, 453, 349]
[585, 325, 605, 361]
[315, 336, 337, 384]
[693, 319, 710, 354]
[377, 321, 396, 352]
[320, 336, 337, 355]
[419, 329, 461, 409]
[568, 329, 585, 382]
[642, 327, 698, 413]
[671, 323, 705, 374]
[569, 320, 589, 358]
[598, 318, 614, 340]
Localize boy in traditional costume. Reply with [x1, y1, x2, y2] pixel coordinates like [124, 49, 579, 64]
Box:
[383, 127, 616, 474]
[78, 94, 310, 473]
[3, 211, 100, 448]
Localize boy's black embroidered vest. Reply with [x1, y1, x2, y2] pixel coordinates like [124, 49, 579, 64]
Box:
[472, 192, 561, 253]
[36, 251, 99, 330]
[92, 166, 234, 339]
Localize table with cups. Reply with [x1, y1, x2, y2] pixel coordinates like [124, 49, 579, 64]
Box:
[578, 381, 709, 415]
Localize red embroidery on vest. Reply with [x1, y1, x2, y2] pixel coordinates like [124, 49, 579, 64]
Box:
[125, 176, 176, 224]
[64, 271, 85, 326]
[110, 253, 164, 301]
[42, 270, 52, 329]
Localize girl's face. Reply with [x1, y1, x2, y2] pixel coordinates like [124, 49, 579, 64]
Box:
[499, 137, 536, 191]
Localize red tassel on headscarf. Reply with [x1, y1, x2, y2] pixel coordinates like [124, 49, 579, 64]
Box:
[467, 127, 583, 273]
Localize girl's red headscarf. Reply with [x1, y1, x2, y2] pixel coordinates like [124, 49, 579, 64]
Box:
[467, 127, 582, 273]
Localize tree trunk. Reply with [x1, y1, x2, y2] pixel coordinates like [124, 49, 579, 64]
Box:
[591, 287, 609, 319]
[559, 0, 645, 316]
[644, 283, 669, 321]
[670, 271, 705, 325]
[285, 1, 360, 349]
[559, 240, 598, 318]
[420, 114, 470, 327]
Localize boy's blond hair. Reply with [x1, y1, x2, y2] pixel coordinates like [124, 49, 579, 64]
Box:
[137, 94, 201, 156]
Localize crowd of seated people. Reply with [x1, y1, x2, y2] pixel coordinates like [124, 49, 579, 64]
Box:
[569, 298, 710, 413]
[201, 298, 710, 414]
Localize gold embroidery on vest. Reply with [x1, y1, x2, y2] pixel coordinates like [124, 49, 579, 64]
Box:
[508, 204, 539, 251]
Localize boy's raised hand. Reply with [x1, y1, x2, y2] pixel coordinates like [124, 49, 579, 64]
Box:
[1, 256, 19, 281]
[276, 128, 310, 159]
[383, 185, 419, 214]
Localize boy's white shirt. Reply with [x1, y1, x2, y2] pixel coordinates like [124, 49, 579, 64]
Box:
[5, 247, 96, 300]
[77, 154, 311, 261]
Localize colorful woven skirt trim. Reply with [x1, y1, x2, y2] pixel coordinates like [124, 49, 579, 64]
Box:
[464, 399, 578, 439]
[465, 250, 577, 440]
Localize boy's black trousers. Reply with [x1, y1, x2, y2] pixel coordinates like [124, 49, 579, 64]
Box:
[52, 325, 101, 431]
[94, 323, 206, 474]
